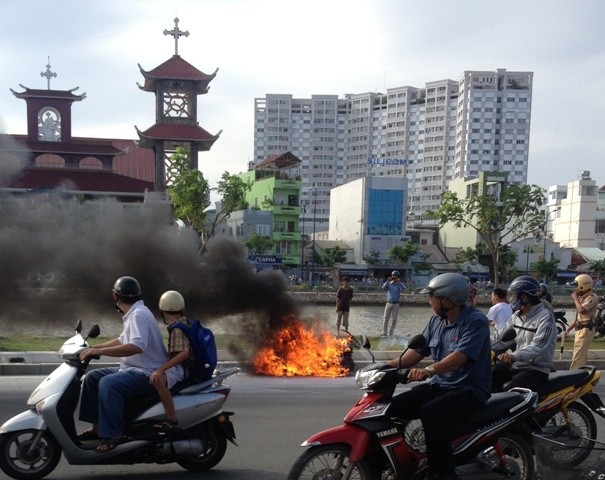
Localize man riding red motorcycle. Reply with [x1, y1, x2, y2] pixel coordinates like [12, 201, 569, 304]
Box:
[386, 272, 492, 480]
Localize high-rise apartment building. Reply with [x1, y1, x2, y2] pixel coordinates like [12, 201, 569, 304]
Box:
[254, 68, 533, 230]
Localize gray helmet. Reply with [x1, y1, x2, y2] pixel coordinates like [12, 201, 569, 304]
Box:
[391, 270, 400, 278]
[419, 273, 469, 305]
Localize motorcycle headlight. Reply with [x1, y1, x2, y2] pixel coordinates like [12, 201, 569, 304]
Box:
[355, 369, 386, 390]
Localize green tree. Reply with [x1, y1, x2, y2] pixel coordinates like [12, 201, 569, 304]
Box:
[167, 147, 209, 235]
[204, 172, 251, 246]
[167, 148, 251, 254]
[533, 257, 560, 284]
[426, 184, 545, 287]
[592, 260, 605, 279]
[320, 246, 347, 267]
[498, 248, 518, 284]
[245, 234, 274, 255]
[387, 241, 421, 280]
[363, 249, 381, 266]
[452, 246, 482, 268]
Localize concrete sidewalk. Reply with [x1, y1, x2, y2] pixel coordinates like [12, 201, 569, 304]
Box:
[2, 349, 604, 375]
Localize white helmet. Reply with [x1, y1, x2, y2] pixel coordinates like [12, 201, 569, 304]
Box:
[574, 274, 593, 293]
[159, 290, 185, 312]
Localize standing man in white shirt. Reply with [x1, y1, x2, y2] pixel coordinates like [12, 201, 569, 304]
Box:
[487, 287, 513, 335]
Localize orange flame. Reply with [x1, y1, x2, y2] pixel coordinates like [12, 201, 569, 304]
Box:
[252, 316, 351, 377]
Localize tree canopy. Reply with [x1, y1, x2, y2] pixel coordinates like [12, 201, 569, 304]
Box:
[245, 234, 274, 255]
[167, 147, 251, 254]
[426, 183, 545, 287]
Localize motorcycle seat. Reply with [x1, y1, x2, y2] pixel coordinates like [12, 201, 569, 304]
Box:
[534, 369, 591, 397]
[464, 391, 527, 425]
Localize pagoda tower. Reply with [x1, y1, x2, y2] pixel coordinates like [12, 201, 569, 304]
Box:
[136, 18, 221, 192]
[10, 59, 124, 169]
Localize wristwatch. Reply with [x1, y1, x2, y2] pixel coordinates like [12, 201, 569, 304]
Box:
[425, 365, 437, 377]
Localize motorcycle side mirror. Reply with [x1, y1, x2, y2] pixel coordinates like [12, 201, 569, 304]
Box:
[360, 335, 371, 350]
[407, 334, 427, 350]
[75, 319, 83, 333]
[87, 324, 101, 339]
[398, 334, 426, 369]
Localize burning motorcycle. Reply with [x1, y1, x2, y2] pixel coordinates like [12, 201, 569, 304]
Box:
[288, 335, 538, 480]
[0, 321, 239, 480]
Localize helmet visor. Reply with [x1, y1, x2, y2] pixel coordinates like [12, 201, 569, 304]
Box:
[507, 290, 521, 310]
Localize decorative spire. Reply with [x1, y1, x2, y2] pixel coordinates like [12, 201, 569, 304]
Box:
[163, 17, 189, 56]
[40, 57, 57, 90]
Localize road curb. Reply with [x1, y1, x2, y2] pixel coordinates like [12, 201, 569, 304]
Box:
[2, 350, 604, 375]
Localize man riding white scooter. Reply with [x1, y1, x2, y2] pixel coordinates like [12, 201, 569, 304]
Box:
[78, 276, 181, 453]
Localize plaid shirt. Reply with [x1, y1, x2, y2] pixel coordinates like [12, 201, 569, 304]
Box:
[168, 320, 195, 376]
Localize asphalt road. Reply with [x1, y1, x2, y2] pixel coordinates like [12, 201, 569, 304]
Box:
[1, 374, 605, 480]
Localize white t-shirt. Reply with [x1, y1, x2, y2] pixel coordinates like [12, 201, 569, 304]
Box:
[487, 302, 513, 332]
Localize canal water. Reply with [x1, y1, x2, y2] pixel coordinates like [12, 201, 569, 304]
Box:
[6, 302, 495, 343]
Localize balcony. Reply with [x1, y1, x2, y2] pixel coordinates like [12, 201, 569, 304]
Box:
[274, 204, 301, 215]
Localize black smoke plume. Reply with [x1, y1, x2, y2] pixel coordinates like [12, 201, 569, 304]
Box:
[0, 138, 300, 351]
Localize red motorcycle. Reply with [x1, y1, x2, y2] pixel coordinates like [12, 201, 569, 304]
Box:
[288, 335, 538, 480]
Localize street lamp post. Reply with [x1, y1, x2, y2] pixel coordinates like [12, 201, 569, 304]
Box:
[524, 244, 533, 274]
[299, 201, 308, 282]
[310, 185, 318, 287]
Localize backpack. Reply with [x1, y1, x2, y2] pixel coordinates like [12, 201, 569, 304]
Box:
[169, 320, 217, 382]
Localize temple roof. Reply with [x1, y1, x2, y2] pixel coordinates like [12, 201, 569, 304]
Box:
[135, 123, 221, 150]
[7, 167, 154, 194]
[138, 56, 218, 94]
[11, 85, 86, 101]
[10, 135, 124, 156]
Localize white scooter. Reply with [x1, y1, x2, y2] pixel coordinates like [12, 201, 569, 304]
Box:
[0, 321, 239, 480]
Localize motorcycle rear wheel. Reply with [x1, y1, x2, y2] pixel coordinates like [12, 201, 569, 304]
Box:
[288, 444, 373, 480]
[177, 422, 227, 471]
[541, 401, 597, 467]
[0, 430, 61, 480]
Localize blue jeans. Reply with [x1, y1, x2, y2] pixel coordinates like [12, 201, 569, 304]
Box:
[78, 367, 155, 438]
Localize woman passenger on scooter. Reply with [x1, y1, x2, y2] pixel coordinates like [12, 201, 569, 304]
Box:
[386, 273, 492, 480]
[491, 275, 557, 392]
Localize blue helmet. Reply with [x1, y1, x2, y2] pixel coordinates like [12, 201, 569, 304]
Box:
[507, 275, 541, 310]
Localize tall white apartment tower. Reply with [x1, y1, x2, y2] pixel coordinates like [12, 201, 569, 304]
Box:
[254, 94, 348, 232]
[253, 68, 533, 228]
[454, 69, 533, 184]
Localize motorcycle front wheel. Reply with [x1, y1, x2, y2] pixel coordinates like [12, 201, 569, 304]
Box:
[177, 422, 227, 471]
[477, 432, 535, 480]
[288, 444, 373, 480]
[541, 401, 597, 467]
[0, 429, 61, 480]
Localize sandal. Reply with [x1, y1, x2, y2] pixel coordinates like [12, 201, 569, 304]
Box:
[96, 436, 127, 453]
[77, 429, 98, 442]
[153, 419, 180, 433]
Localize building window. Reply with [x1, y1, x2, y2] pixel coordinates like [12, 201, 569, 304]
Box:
[366, 189, 404, 235]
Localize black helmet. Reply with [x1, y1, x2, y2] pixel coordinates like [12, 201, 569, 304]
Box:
[507, 275, 541, 310]
[419, 273, 469, 306]
[113, 276, 142, 298]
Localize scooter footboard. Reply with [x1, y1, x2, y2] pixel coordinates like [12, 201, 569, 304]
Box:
[302, 424, 372, 461]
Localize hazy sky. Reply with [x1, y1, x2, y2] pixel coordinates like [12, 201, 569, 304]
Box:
[1, 0, 604, 191]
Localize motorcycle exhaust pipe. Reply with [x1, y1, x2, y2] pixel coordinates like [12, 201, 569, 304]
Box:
[156, 438, 204, 457]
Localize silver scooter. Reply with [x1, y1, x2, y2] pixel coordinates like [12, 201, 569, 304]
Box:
[0, 321, 239, 480]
